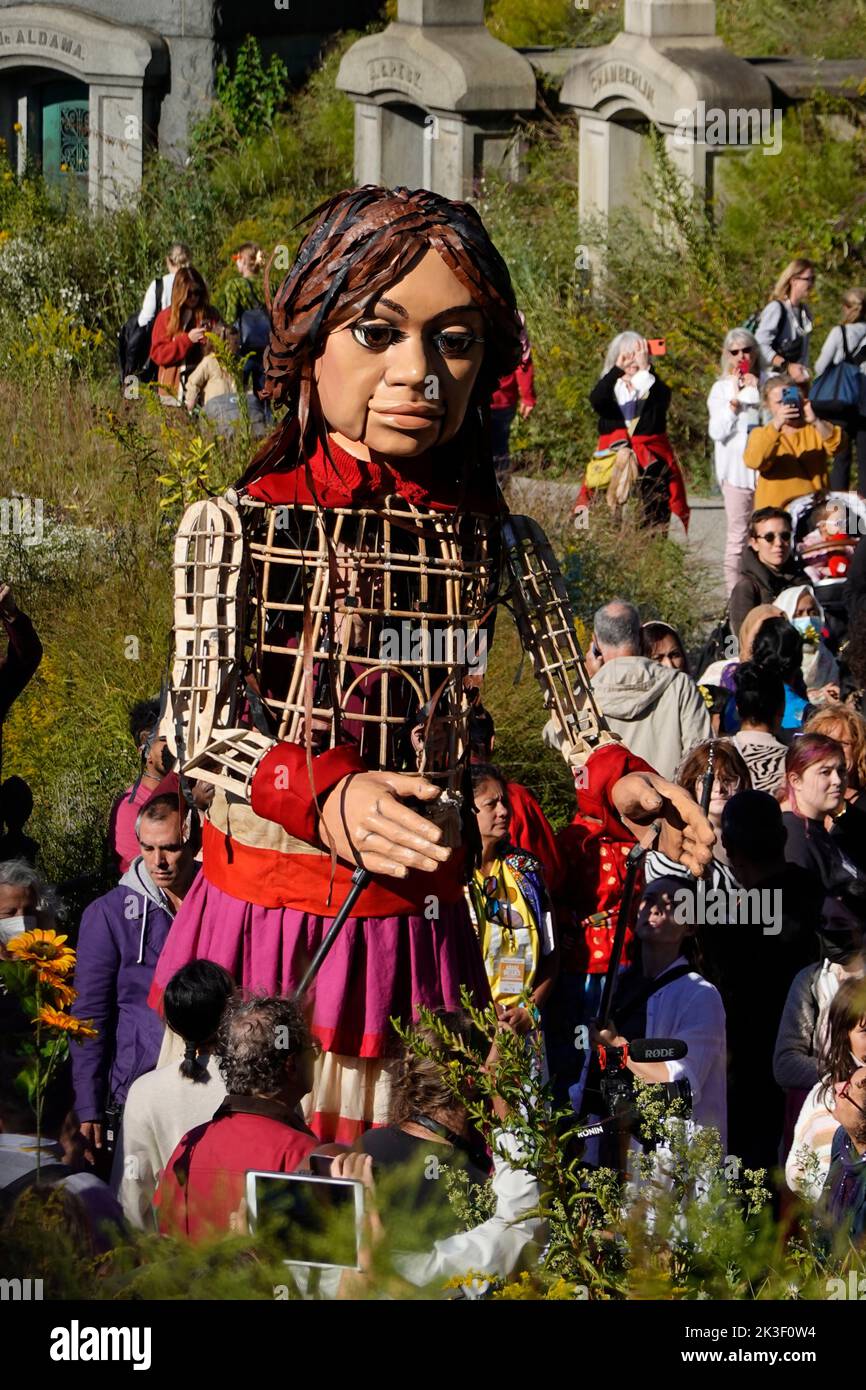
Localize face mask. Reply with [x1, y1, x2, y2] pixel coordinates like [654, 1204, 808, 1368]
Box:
[792, 615, 818, 636]
[0, 914, 37, 945]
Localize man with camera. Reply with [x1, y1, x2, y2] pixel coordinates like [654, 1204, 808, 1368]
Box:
[586, 876, 727, 1150]
[744, 376, 841, 512]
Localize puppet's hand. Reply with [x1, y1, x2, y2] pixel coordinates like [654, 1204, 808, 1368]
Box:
[611, 771, 715, 878]
[319, 771, 452, 878]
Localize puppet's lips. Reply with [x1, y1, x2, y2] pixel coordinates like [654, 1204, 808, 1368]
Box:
[371, 403, 445, 428]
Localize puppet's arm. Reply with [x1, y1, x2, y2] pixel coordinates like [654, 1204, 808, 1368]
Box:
[158, 496, 275, 798]
[503, 511, 714, 878]
[501, 512, 616, 770]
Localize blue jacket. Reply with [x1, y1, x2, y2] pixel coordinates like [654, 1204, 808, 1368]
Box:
[71, 859, 192, 1119]
[822, 1125, 866, 1244]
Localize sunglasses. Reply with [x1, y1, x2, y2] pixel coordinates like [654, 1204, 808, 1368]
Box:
[729, 347, 751, 356]
[755, 530, 791, 544]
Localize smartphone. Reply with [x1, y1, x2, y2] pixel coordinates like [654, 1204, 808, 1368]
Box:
[781, 386, 801, 407]
[647, 338, 666, 356]
[309, 1153, 334, 1177]
[246, 1170, 364, 1270]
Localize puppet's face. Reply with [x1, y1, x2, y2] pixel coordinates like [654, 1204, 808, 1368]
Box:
[314, 248, 486, 461]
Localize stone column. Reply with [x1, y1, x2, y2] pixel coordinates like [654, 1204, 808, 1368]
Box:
[354, 100, 382, 185]
[397, 0, 484, 23]
[87, 82, 145, 210]
[624, 0, 716, 35]
[579, 116, 654, 224]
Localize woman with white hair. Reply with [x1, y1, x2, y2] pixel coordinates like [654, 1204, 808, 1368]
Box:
[575, 331, 689, 531]
[754, 257, 816, 383]
[707, 328, 761, 595]
[0, 857, 51, 958]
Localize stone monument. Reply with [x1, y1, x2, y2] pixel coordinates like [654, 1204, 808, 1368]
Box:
[0, 3, 169, 209]
[336, 0, 536, 200]
[560, 0, 774, 227]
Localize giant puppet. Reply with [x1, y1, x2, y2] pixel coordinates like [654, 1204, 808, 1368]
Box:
[151, 186, 713, 1140]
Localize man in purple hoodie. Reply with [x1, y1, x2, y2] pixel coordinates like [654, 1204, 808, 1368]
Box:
[72, 794, 197, 1166]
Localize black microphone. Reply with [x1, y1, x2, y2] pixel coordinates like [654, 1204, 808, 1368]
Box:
[629, 1037, 688, 1062]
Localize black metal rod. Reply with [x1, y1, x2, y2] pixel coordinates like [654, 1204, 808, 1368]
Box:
[598, 820, 662, 1031]
[292, 865, 371, 1001]
[699, 741, 717, 816]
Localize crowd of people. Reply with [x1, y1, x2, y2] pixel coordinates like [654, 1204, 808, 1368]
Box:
[119, 239, 272, 436]
[3, 219, 866, 1295]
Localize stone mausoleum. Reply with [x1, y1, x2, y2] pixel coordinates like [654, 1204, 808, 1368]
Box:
[0, 0, 380, 207]
[340, 0, 866, 217]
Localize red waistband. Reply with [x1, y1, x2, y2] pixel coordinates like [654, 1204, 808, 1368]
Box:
[201, 818, 466, 916]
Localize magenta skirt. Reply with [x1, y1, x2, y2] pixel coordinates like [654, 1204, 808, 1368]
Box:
[150, 872, 491, 1058]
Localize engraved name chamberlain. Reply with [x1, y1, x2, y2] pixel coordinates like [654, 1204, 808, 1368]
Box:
[589, 63, 655, 105]
[0, 29, 85, 60]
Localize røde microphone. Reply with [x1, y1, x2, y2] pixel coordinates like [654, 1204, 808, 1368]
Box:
[629, 1037, 688, 1062]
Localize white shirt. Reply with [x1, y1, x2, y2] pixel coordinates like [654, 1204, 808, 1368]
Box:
[110, 1051, 227, 1229]
[813, 322, 866, 378]
[707, 376, 759, 489]
[786, 1080, 838, 1202]
[137, 271, 175, 328]
[395, 1131, 544, 1288]
[644, 956, 728, 1151]
[613, 368, 654, 425]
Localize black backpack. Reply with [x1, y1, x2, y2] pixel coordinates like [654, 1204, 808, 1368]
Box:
[238, 305, 271, 353]
[694, 601, 734, 680]
[117, 275, 165, 386]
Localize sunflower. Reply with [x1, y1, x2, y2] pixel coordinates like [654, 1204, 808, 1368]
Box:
[7, 930, 75, 976]
[35, 1006, 96, 1039]
[42, 976, 77, 1008]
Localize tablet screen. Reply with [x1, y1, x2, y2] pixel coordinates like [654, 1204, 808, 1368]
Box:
[248, 1172, 361, 1270]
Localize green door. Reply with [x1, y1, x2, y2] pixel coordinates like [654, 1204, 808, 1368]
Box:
[41, 79, 88, 191]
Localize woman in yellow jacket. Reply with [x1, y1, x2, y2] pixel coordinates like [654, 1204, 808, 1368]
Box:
[744, 376, 842, 510]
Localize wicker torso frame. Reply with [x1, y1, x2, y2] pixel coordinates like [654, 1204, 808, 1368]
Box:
[165, 489, 496, 800]
[163, 489, 612, 809]
[245, 495, 495, 788]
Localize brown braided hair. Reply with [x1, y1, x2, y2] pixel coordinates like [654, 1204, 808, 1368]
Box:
[239, 184, 523, 488]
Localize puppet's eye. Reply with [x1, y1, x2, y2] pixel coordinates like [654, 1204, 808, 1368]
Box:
[433, 330, 483, 357]
[351, 321, 398, 350]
